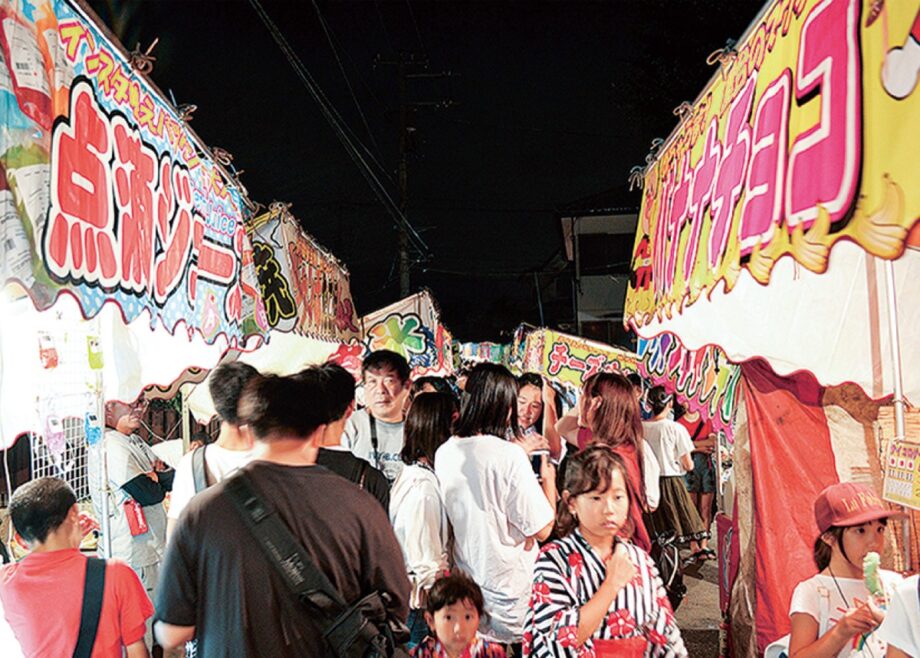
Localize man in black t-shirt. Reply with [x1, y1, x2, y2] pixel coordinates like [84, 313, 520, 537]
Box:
[310, 363, 390, 510]
[154, 369, 409, 657]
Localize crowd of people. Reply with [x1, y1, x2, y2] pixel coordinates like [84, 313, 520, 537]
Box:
[0, 350, 917, 658]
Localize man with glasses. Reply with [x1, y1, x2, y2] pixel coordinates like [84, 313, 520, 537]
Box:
[87, 397, 173, 649]
[343, 350, 411, 483]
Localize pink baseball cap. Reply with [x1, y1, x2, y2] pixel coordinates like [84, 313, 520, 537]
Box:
[814, 482, 904, 533]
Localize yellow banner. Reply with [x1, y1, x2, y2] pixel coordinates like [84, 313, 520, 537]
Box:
[627, 0, 920, 327]
[537, 330, 639, 390]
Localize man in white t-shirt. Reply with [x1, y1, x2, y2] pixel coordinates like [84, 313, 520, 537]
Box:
[343, 350, 410, 483]
[435, 363, 556, 646]
[877, 574, 920, 658]
[166, 362, 259, 540]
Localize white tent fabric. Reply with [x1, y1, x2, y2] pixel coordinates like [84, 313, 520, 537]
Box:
[0, 294, 237, 447]
[633, 241, 920, 406]
[186, 330, 341, 422]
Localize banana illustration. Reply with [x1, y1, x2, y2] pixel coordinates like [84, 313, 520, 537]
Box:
[791, 205, 831, 273]
[850, 174, 907, 258]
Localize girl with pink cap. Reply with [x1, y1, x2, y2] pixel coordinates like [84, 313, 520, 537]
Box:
[786, 482, 905, 658]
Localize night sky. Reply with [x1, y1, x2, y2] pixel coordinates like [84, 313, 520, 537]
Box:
[86, 0, 765, 341]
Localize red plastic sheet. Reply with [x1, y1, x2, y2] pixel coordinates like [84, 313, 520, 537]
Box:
[741, 360, 840, 652]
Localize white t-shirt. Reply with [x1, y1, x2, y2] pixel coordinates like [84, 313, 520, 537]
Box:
[389, 463, 449, 609]
[642, 419, 694, 477]
[789, 570, 904, 658]
[877, 574, 920, 657]
[343, 408, 405, 483]
[642, 439, 661, 510]
[435, 434, 555, 643]
[168, 444, 256, 520]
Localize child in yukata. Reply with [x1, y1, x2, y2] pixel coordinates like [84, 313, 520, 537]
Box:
[412, 571, 506, 658]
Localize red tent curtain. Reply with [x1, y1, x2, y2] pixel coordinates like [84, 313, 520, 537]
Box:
[741, 360, 840, 651]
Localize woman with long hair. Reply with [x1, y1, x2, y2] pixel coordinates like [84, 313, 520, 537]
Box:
[390, 392, 456, 648]
[577, 372, 656, 553]
[435, 363, 557, 650]
[524, 446, 687, 657]
[642, 386, 709, 562]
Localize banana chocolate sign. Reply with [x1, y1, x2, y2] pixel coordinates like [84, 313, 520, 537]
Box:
[626, 0, 920, 327]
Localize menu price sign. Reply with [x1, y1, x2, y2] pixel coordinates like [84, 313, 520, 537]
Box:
[883, 440, 920, 511]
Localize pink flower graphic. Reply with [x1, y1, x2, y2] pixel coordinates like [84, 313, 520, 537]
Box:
[532, 581, 552, 605]
[568, 552, 584, 577]
[647, 629, 668, 645]
[607, 609, 637, 636]
[558, 625, 579, 647]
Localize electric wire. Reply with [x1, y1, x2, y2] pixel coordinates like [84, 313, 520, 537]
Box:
[405, 0, 428, 60]
[311, 0, 386, 172]
[247, 0, 430, 258]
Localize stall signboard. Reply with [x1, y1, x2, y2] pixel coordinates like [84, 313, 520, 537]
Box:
[250, 209, 359, 342]
[637, 334, 741, 439]
[626, 0, 920, 328]
[457, 341, 508, 366]
[527, 329, 639, 390]
[883, 440, 920, 510]
[359, 290, 453, 378]
[0, 0, 267, 345]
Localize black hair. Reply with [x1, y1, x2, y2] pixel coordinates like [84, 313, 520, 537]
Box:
[516, 372, 546, 432]
[209, 362, 259, 424]
[426, 570, 485, 617]
[814, 519, 889, 570]
[625, 372, 643, 390]
[401, 392, 455, 465]
[517, 372, 544, 390]
[308, 363, 356, 422]
[410, 376, 454, 401]
[454, 363, 519, 439]
[362, 350, 411, 383]
[190, 430, 213, 446]
[647, 385, 673, 417]
[10, 477, 77, 544]
[556, 446, 633, 539]
[238, 373, 329, 441]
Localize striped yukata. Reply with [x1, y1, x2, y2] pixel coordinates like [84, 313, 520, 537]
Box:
[522, 530, 687, 658]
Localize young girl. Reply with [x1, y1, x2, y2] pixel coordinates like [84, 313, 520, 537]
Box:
[787, 482, 904, 658]
[642, 387, 709, 561]
[412, 571, 506, 658]
[524, 446, 687, 658]
[391, 392, 456, 648]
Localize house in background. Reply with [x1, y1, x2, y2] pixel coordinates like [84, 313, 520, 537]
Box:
[558, 188, 639, 350]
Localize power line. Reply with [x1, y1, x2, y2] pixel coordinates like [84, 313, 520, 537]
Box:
[247, 0, 429, 258]
[311, 0, 384, 162]
[405, 0, 428, 60]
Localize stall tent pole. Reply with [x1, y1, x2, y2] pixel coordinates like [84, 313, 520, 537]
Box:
[883, 258, 910, 570]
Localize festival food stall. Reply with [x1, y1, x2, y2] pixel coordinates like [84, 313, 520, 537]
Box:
[340, 288, 454, 379]
[187, 206, 361, 418]
[0, 0, 268, 510]
[624, 0, 920, 654]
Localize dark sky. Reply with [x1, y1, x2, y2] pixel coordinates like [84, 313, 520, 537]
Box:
[86, 0, 765, 341]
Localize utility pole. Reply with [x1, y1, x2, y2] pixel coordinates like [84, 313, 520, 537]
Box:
[377, 52, 456, 297]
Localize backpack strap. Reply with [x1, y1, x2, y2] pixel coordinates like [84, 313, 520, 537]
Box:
[368, 415, 380, 470]
[191, 445, 209, 493]
[72, 557, 106, 658]
[356, 460, 368, 490]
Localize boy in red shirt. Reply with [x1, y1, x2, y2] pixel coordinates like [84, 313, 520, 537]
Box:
[0, 477, 153, 657]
